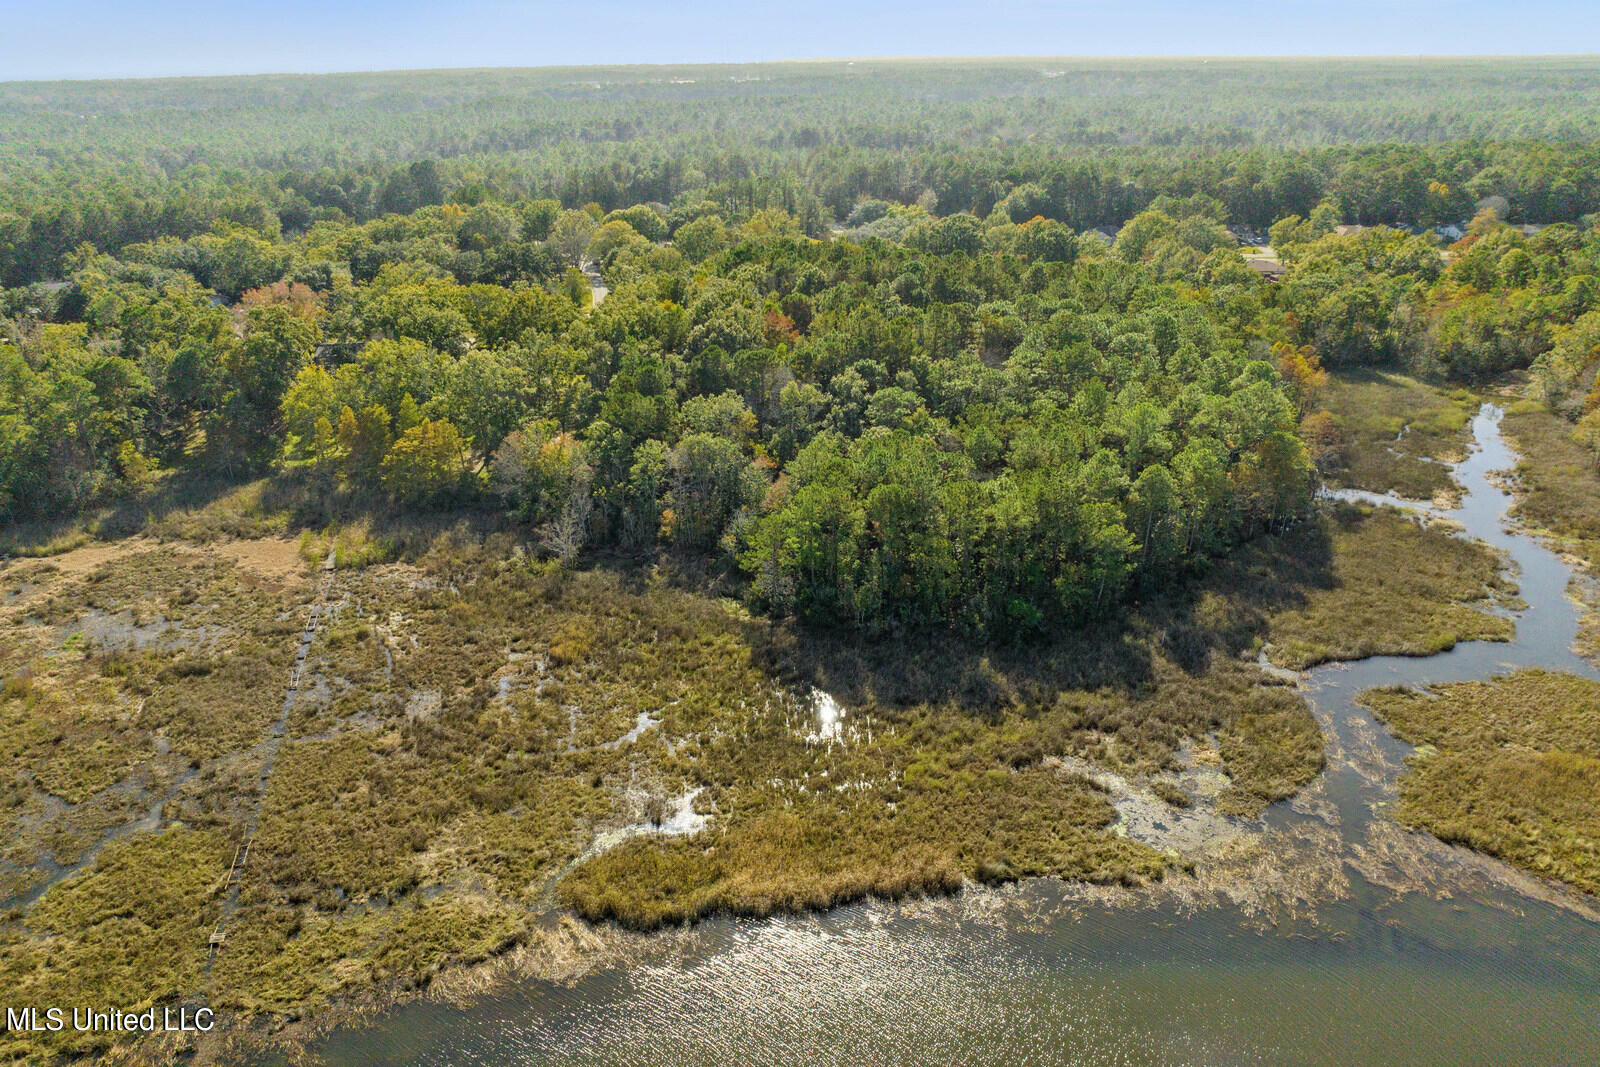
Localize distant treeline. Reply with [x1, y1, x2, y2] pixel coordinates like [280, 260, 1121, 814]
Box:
[6, 59, 1600, 284]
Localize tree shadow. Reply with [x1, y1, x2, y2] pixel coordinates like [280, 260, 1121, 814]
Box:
[1, 466, 260, 549]
[21, 461, 1340, 726]
[93, 466, 262, 539]
[57, 466, 514, 554]
[741, 513, 1340, 715]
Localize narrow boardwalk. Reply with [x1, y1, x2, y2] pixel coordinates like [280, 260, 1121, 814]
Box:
[208, 549, 337, 957]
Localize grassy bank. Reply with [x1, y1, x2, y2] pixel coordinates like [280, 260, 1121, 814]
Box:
[1318, 369, 1478, 501]
[1212, 503, 1514, 670]
[1499, 400, 1600, 660]
[1361, 671, 1600, 895]
[1501, 403, 1600, 565]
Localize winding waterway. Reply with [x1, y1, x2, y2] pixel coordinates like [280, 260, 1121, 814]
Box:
[306, 405, 1600, 1066]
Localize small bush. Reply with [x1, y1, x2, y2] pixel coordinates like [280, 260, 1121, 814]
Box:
[1152, 780, 1192, 808]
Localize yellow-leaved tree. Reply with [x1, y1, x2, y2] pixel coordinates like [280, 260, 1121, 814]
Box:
[379, 418, 472, 503]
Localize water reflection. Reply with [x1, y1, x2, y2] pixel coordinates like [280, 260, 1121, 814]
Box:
[314, 888, 1600, 1066]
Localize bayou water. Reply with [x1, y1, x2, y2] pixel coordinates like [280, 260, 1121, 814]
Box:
[308, 405, 1600, 1066]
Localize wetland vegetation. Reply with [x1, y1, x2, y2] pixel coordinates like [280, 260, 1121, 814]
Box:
[3, 55, 1600, 1064]
[1363, 671, 1600, 895]
[1215, 501, 1514, 669]
[1502, 404, 1600, 567]
[0, 475, 1519, 1059]
[1314, 370, 1477, 502]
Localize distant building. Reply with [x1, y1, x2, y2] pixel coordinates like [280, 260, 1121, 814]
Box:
[1332, 224, 1365, 237]
[1436, 224, 1465, 241]
[1245, 258, 1288, 283]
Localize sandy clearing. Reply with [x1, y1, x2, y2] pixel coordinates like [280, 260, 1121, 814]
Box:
[204, 537, 309, 583]
[7, 536, 164, 577]
[3, 535, 310, 590]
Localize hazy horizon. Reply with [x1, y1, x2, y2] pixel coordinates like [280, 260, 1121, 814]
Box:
[8, 52, 1600, 86]
[11, 0, 1600, 81]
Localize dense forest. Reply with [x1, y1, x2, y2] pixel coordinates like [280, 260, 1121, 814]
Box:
[6, 59, 1600, 635]
[1, 194, 1318, 635]
[5, 58, 1600, 286]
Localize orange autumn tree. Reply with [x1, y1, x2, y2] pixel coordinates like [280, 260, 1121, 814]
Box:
[1274, 341, 1330, 416]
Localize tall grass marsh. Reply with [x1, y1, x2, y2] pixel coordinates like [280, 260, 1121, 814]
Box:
[1497, 400, 1600, 664]
[1223, 503, 1515, 670]
[1502, 404, 1600, 567]
[1362, 671, 1600, 894]
[0, 488, 1527, 1058]
[1318, 370, 1479, 502]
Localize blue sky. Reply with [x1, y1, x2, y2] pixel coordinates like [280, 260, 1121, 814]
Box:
[7, 0, 1599, 80]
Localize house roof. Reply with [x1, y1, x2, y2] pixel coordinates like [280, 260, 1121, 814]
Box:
[1245, 258, 1287, 281]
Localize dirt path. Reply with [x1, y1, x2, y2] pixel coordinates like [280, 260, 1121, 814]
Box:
[204, 537, 308, 583]
[581, 260, 609, 305]
[4, 535, 308, 587]
[6, 536, 162, 577]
